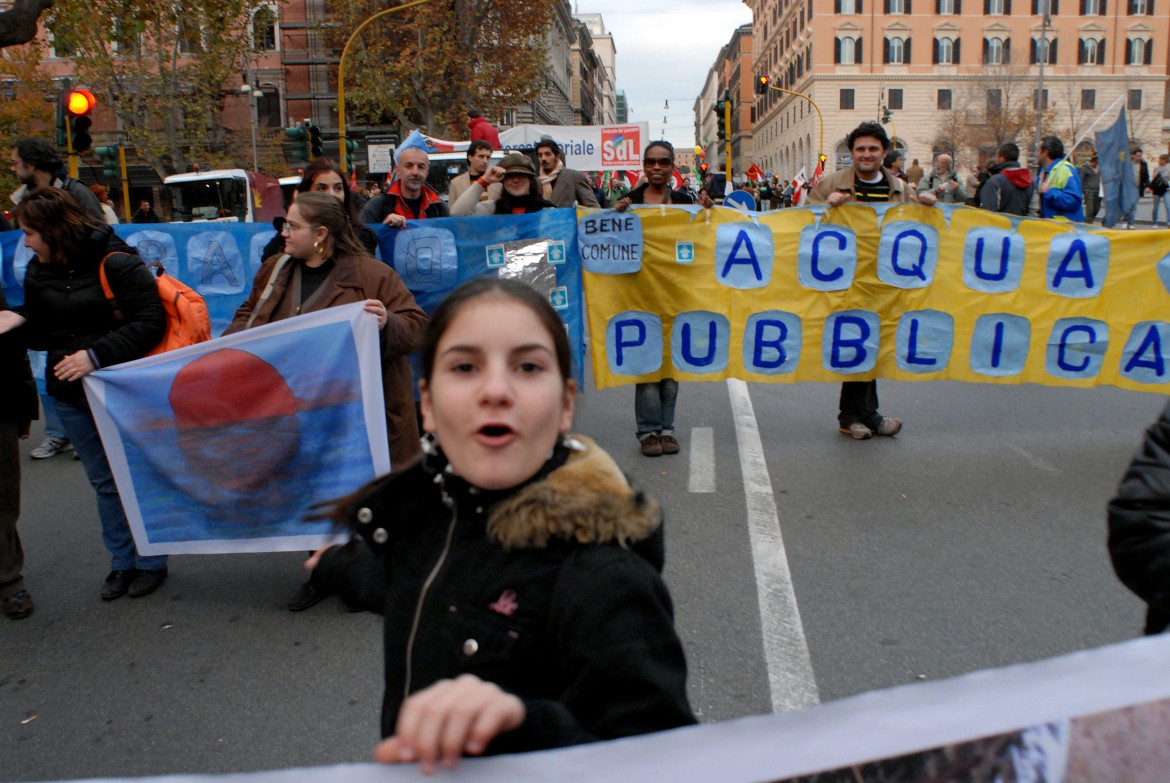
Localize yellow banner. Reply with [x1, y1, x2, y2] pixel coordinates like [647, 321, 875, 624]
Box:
[581, 204, 1170, 392]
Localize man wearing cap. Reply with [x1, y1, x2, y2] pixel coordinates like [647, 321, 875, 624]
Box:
[449, 153, 556, 216]
[448, 140, 501, 205]
[359, 132, 449, 227]
[534, 138, 599, 208]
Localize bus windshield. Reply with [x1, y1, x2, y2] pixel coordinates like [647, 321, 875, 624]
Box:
[165, 177, 248, 222]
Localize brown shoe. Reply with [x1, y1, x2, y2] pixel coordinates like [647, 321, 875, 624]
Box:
[639, 433, 663, 457]
[3, 590, 33, 620]
[660, 433, 680, 454]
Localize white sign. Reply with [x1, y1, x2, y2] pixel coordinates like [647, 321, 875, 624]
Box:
[367, 143, 396, 174]
[498, 122, 651, 171]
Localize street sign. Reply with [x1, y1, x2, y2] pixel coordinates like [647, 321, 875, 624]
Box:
[366, 136, 397, 174]
[724, 190, 757, 211]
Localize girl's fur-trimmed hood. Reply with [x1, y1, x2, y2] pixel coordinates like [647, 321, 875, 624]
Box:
[486, 435, 662, 551]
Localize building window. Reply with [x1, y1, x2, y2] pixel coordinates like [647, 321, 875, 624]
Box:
[178, 18, 203, 54]
[253, 6, 278, 52]
[1080, 0, 1102, 12]
[114, 19, 139, 56]
[50, 34, 76, 59]
[1031, 0, 1059, 13]
[1032, 88, 1049, 109]
[935, 36, 959, 63]
[1128, 89, 1142, 109]
[983, 36, 1009, 63]
[985, 0, 1008, 13]
[884, 36, 910, 63]
[1081, 88, 1096, 109]
[840, 88, 856, 109]
[938, 88, 953, 109]
[1126, 37, 1152, 65]
[1031, 37, 1057, 63]
[836, 36, 862, 63]
[938, 0, 958, 13]
[1129, 0, 1150, 13]
[836, 0, 862, 12]
[1079, 37, 1105, 63]
[888, 88, 904, 109]
[887, 0, 908, 12]
[987, 88, 1003, 110]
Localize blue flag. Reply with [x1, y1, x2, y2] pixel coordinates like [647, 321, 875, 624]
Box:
[1096, 108, 1136, 228]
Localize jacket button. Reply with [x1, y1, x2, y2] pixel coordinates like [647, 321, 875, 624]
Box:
[462, 639, 479, 657]
[356, 507, 373, 524]
[372, 528, 388, 544]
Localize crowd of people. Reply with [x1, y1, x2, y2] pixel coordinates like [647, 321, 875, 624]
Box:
[4, 113, 1169, 774]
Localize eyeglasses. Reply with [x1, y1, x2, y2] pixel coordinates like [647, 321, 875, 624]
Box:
[643, 157, 673, 168]
[280, 220, 317, 234]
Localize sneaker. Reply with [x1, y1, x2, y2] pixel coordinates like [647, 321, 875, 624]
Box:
[875, 417, 903, 437]
[30, 436, 73, 460]
[840, 423, 872, 440]
[639, 433, 663, 457]
[1126, 223, 1135, 230]
[659, 432, 680, 454]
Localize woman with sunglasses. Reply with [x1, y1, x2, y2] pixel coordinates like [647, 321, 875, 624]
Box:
[614, 142, 714, 457]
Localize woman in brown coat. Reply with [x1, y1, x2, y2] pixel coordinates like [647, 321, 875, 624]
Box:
[225, 192, 426, 470]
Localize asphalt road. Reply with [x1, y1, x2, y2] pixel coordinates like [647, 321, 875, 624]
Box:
[2, 375, 1161, 782]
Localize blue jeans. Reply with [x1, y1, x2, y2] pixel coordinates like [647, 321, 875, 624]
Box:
[55, 396, 167, 572]
[1123, 197, 1139, 225]
[1152, 192, 1170, 225]
[29, 351, 66, 438]
[635, 379, 678, 437]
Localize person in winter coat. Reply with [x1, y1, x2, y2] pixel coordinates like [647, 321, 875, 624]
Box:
[1108, 400, 1170, 635]
[359, 146, 450, 226]
[0, 187, 169, 601]
[260, 158, 377, 263]
[1036, 135, 1084, 222]
[0, 286, 38, 619]
[979, 142, 1035, 216]
[467, 109, 501, 149]
[449, 153, 556, 216]
[917, 154, 968, 204]
[226, 192, 426, 472]
[305, 277, 696, 772]
[1079, 156, 1101, 224]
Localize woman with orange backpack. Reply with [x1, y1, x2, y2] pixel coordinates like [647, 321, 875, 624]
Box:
[0, 187, 170, 601]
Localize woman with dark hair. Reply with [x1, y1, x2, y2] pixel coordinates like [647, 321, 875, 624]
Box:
[448, 152, 556, 216]
[614, 141, 714, 457]
[261, 158, 378, 261]
[228, 192, 425, 470]
[306, 276, 695, 772]
[0, 187, 169, 600]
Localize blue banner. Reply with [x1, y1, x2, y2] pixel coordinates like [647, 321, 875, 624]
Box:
[2, 209, 586, 380]
[1097, 108, 1137, 229]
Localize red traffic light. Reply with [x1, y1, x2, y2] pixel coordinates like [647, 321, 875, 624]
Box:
[66, 89, 96, 116]
[755, 75, 771, 95]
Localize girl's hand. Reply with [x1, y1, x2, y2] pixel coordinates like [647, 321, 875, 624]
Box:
[363, 299, 387, 328]
[53, 351, 95, 382]
[374, 675, 525, 774]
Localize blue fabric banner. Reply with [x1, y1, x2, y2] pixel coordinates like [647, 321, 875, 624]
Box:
[1096, 108, 1137, 229]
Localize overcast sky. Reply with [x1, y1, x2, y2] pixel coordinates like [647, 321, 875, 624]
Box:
[577, 1, 754, 151]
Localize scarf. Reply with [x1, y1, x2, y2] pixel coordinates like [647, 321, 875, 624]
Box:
[538, 160, 564, 201]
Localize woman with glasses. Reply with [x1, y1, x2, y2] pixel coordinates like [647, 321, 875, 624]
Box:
[613, 142, 714, 457]
[261, 158, 378, 263]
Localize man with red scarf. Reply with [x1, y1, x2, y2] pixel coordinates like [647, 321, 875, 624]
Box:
[359, 146, 450, 227]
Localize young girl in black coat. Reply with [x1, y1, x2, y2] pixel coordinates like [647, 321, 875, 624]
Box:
[309, 277, 695, 772]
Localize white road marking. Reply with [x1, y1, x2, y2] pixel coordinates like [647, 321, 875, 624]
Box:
[726, 379, 820, 712]
[689, 427, 716, 493]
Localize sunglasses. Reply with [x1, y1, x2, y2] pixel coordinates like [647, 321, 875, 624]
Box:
[643, 157, 673, 168]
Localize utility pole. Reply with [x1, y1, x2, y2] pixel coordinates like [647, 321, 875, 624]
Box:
[1033, 8, 1050, 171]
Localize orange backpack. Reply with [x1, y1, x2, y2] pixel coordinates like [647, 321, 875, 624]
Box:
[99, 252, 212, 357]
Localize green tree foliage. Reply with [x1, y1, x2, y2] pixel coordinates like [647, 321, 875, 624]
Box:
[327, 0, 554, 137]
[47, 0, 266, 179]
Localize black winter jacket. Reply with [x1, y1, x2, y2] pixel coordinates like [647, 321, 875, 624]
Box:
[317, 434, 696, 753]
[979, 161, 1035, 216]
[1108, 400, 1170, 635]
[0, 287, 38, 425]
[18, 225, 166, 400]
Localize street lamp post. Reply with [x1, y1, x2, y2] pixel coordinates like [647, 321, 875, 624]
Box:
[1033, 9, 1051, 172]
[239, 81, 263, 173]
[766, 84, 826, 173]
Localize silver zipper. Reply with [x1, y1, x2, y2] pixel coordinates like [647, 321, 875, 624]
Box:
[403, 490, 457, 700]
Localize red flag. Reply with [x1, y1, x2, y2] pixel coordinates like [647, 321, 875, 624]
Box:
[811, 158, 825, 186]
[672, 169, 685, 190]
[746, 163, 764, 182]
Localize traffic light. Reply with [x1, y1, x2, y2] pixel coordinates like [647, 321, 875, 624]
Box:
[699, 162, 709, 176]
[880, 106, 892, 124]
[344, 138, 358, 172]
[818, 153, 828, 168]
[55, 92, 67, 147]
[308, 123, 323, 159]
[65, 88, 96, 152]
[714, 100, 727, 140]
[95, 145, 119, 179]
[755, 75, 771, 95]
[285, 125, 309, 161]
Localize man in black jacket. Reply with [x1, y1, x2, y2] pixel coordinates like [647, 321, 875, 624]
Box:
[9, 138, 103, 221]
[359, 146, 450, 227]
[0, 287, 38, 619]
[979, 142, 1035, 216]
